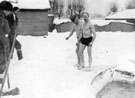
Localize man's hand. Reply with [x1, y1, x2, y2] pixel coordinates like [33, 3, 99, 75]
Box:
[76, 41, 80, 47]
[65, 37, 69, 40]
[88, 42, 92, 47]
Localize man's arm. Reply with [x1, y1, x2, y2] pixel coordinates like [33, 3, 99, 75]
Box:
[65, 25, 75, 40]
[89, 23, 96, 46]
[3, 19, 10, 35]
[0, 19, 10, 48]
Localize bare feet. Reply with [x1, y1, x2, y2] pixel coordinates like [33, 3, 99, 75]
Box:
[81, 66, 91, 71]
[77, 65, 85, 70]
[74, 63, 80, 67]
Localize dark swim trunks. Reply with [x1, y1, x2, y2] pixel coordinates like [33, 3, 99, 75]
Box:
[80, 36, 93, 46]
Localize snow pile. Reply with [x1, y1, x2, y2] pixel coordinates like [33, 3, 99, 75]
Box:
[116, 57, 135, 73]
[90, 19, 134, 26]
[91, 68, 114, 98]
[53, 18, 71, 25]
[91, 60, 135, 98]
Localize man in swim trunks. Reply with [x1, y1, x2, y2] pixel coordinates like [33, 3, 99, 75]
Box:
[78, 12, 96, 71]
[66, 14, 84, 67]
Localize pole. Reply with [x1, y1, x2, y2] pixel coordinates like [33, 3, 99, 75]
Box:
[0, 27, 17, 98]
[4, 47, 10, 89]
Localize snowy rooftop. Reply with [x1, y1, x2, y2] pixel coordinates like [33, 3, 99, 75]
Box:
[91, 19, 134, 26]
[18, 0, 50, 9]
[53, 9, 135, 26]
[106, 9, 135, 19]
[53, 18, 71, 25]
[53, 18, 134, 26]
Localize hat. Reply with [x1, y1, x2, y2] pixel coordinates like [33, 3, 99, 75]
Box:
[0, 1, 13, 11]
[13, 6, 19, 11]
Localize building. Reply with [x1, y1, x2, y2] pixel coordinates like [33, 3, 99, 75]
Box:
[1, 0, 51, 36]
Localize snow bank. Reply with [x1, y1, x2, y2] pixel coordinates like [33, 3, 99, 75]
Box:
[53, 18, 71, 25]
[90, 19, 134, 26]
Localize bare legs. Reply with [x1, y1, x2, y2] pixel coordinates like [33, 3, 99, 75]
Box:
[84, 46, 92, 71]
[78, 43, 86, 69]
[74, 46, 80, 66]
[78, 43, 92, 71]
[74, 43, 84, 67]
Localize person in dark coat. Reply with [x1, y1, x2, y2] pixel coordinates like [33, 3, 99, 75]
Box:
[6, 6, 23, 60]
[0, 1, 12, 73]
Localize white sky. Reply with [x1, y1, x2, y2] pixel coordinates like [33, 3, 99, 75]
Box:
[60, 0, 129, 16]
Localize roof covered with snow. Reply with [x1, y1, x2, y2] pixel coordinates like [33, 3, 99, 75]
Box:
[53, 18, 134, 26]
[91, 19, 134, 26]
[0, 0, 51, 9]
[106, 9, 135, 19]
[53, 18, 71, 25]
[19, 0, 50, 9]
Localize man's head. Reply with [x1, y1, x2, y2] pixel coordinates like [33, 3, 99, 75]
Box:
[70, 14, 80, 24]
[13, 6, 20, 14]
[13, 6, 19, 12]
[0, 1, 13, 15]
[83, 12, 89, 22]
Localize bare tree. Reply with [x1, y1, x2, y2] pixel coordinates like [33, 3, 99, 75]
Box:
[69, 0, 84, 18]
[49, 0, 85, 18]
[126, 0, 135, 9]
[106, 1, 119, 16]
[109, 2, 119, 13]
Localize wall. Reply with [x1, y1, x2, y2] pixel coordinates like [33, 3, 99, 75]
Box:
[17, 10, 49, 36]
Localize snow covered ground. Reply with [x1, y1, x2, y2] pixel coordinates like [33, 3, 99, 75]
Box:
[2, 29, 135, 98]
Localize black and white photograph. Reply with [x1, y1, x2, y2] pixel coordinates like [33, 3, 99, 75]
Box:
[0, 0, 135, 98]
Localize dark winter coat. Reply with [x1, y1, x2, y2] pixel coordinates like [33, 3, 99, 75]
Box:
[0, 10, 10, 50]
[6, 13, 16, 36]
[0, 10, 10, 72]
